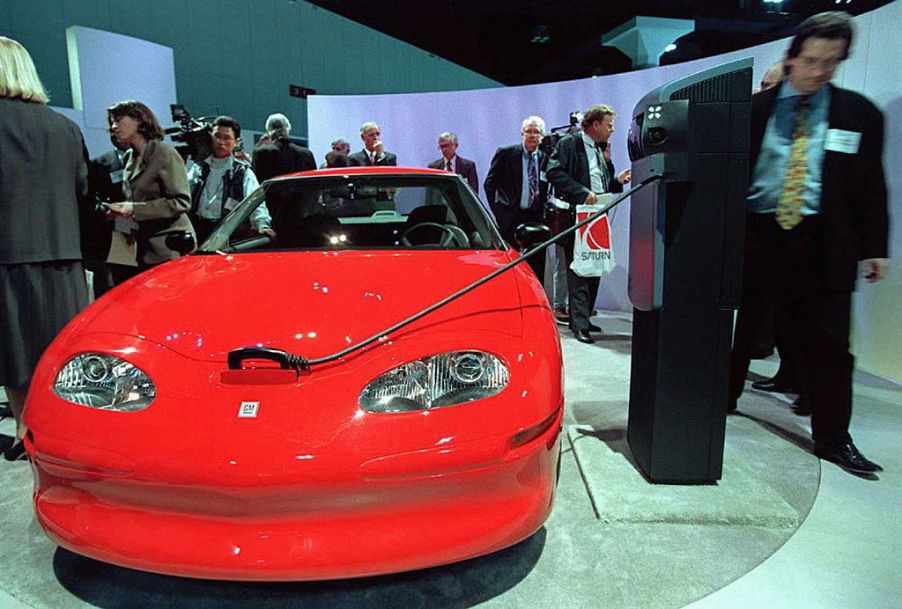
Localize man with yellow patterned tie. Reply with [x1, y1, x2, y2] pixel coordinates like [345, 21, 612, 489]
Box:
[729, 12, 889, 475]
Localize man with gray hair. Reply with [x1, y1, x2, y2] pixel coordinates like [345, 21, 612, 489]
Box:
[252, 112, 315, 182]
[428, 131, 479, 193]
[320, 137, 350, 168]
[348, 122, 397, 166]
[484, 115, 549, 281]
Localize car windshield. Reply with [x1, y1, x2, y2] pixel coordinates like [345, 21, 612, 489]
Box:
[197, 172, 504, 254]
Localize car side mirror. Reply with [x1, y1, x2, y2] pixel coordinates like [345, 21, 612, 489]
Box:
[164, 231, 196, 256]
[514, 222, 552, 250]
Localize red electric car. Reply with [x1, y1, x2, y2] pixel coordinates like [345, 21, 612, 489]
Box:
[24, 167, 563, 581]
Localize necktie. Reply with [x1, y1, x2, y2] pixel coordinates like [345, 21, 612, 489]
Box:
[527, 153, 538, 208]
[595, 143, 610, 191]
[444, 159, 452, 172]
[776, 98, 809, 230]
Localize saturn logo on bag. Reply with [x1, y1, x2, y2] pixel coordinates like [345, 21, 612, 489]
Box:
[576, 211, 611, 250]
[571, 203, 616, 278]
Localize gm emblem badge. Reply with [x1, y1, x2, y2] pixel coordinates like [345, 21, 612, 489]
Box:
[238, 401, 259, 418]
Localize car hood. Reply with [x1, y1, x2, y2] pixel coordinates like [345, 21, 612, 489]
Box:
[80, 250, 527, 361]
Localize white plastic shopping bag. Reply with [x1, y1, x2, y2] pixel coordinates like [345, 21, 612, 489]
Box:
[570, 194, 615, 278]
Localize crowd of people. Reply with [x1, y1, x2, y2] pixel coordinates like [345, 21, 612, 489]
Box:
[0, 9, 890, 476]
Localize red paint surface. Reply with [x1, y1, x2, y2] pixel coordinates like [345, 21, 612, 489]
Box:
[25, 244, 563, 580]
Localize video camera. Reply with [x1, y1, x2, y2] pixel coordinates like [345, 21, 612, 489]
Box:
[165, 104, 213, 161]
[539, 111, 582, 156]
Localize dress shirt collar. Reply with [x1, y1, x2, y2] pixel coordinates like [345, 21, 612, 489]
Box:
[778, 80, 829, 106]
[581, 131, 598, 149]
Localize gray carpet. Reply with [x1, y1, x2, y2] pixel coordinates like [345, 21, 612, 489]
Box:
[569, 424, 800, 527]
[0, 313, 822, 609]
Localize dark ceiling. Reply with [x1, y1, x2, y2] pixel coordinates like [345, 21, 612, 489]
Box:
[307, 0, 892, 85]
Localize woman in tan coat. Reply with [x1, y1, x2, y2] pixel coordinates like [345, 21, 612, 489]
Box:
[106, 100, 194, 283]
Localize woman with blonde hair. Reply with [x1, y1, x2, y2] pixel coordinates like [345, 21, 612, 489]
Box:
[0, 37, 89, 460]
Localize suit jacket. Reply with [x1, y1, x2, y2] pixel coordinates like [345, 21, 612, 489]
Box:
[546, 133, 623, 239]
[124, 139, 195, 265]
[347, 149, 398, 167]
[546, 133, 622, 205]
[428, 155, 479, 194]
[750, 85, 887, 291]
[483, 144, 548, 242]
[0, 97, 88, 264]
[252, 138, 316, 181]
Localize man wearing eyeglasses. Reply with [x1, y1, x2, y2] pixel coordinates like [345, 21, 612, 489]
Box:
[729, 12, 888, 476]
[428, 132, 479, 194]
[484, 116, 550, 282]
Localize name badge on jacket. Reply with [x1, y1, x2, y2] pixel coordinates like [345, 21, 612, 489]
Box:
[824, 129, 861, 154]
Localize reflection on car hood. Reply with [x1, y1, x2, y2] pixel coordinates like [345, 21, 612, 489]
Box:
[83, 251, 526, 361]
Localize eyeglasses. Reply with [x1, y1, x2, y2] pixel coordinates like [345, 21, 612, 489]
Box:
[797, 56, 841, 71]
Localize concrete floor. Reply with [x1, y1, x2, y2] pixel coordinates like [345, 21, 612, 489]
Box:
[0, 312, 899, 608]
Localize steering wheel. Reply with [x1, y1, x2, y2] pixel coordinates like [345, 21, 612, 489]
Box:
[400, 222, 469, 247]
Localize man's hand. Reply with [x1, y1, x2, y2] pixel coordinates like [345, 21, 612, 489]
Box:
[862, 258, 889, 283]
[584, 191, 598, 204]
[258, 226, 277, 238]
[617, 168, 632, 184]
[372, 140, 384, 156]
[107, 201, 135, 218]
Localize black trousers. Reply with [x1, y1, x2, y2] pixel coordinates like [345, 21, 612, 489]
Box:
[729, 214, 853, 449]
[562, 231, 598, 333]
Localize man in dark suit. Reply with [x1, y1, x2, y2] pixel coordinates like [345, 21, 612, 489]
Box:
[252, 113, 316, 236]
[347, 122, 398, 166]
[484, 116, 549, 281]
[546, 105, 631, 343]
[729, 12, 888, 475]
[428, 131, 479, 193]
[251, 112, 316, 182]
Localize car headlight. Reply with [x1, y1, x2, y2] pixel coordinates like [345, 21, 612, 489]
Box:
[53, 353, 156, 411]
[360, 351, 508, 413]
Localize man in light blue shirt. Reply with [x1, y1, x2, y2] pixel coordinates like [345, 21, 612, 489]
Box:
[729, 12, 889, 476]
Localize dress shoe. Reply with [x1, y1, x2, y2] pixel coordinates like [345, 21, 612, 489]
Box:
[792, 394, 812, 416]
[0, 434, 14, 453]
[572, 330, 594, 344]
[3, 441, 26, 462]
[814, 442, 883, 474]
[588, 322, 603, 333]
[553, 307, 570, 325]
[751, 376, 796, 393]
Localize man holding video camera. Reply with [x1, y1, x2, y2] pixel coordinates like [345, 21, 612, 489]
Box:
[187, 116, 273, 243]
